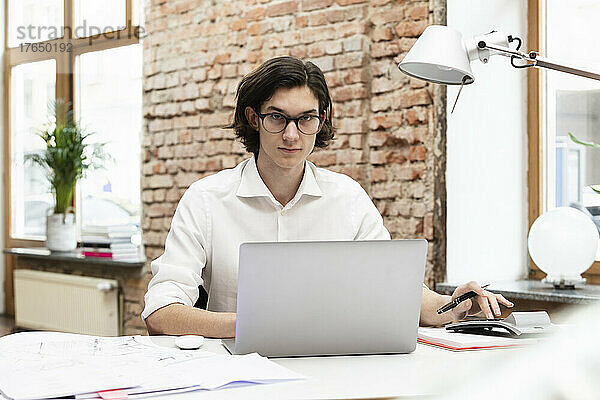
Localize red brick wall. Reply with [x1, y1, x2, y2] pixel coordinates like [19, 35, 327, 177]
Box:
[130, 0, 446, 335]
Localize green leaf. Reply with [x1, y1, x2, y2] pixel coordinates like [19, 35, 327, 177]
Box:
[569, 132, 600, 149]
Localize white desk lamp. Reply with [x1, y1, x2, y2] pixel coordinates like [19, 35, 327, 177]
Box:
[398, 25, 600, 86]
[397, 25, 600, 288]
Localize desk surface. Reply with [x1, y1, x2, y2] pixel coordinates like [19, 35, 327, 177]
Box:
[148, 336, 520, 400]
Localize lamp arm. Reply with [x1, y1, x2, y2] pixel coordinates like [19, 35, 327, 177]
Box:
[534, 56, 600, 82]
[481, 42, 600, 82]
[479, 42, 530, 60]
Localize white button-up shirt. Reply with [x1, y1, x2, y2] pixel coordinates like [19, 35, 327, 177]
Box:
[142, 156, 390, 319]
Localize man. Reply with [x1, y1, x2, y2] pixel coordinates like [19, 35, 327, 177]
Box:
[143, 56, 513, 337]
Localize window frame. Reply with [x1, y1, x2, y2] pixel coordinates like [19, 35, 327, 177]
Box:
[3, 0, 141, 314]
[528, 0, 600, 281]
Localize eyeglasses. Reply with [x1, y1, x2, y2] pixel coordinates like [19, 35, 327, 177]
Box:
[254, 111, 324, 135]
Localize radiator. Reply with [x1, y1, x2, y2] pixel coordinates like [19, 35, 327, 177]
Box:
[14, 269, 120, 336]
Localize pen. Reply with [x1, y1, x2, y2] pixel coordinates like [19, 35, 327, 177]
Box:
[436, 284, 490, 314]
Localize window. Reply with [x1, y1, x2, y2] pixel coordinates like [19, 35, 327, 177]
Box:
[75, 45, 143, 229]
[530, 0, 600, 273]
[7, 0, 63, 47]
[10, 60, 57, 238]
[4, 0, 143, 242]
[542, 1, 600, 212]
[74, 0, 126, 38]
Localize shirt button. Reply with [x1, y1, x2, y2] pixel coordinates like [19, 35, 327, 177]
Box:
[280, 211, 285, 216]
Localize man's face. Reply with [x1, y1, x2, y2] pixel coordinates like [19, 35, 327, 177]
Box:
[246, 85, 319, 172]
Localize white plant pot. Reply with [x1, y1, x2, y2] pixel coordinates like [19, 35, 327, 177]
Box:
[46, 213, 77, 251]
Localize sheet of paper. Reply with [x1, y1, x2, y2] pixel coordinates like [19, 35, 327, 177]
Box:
[0, 332, 304, 400]
[76, 353, 306, 399]
[147, 352, 306, 390]
[0, 332, 148, 400]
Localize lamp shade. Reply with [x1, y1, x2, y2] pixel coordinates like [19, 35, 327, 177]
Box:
[398, 25, 475, 85]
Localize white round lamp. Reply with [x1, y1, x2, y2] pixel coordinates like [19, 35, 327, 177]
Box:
[528, 207, 599, 288]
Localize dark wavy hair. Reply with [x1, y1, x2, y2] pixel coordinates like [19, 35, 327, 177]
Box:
[228, 56, 334, 157]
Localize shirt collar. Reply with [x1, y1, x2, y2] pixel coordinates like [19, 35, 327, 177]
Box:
[236, 156, 323, 199]
[296, 160, 323, 198]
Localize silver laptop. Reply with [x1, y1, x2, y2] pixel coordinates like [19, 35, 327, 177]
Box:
[222, 240, 427, 357]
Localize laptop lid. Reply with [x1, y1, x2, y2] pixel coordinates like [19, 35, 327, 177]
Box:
[231, 240, 427, 357]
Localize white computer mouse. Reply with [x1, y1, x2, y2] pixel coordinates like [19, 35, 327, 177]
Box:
[175, 335, 204, 350]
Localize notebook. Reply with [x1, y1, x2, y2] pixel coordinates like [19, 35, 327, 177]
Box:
[417, 327, 543, 351]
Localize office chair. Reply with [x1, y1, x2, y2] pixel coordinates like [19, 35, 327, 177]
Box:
[194, 285, 209, 309]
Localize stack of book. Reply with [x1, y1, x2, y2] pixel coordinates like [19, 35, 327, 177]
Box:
[80, 225, 141, 261]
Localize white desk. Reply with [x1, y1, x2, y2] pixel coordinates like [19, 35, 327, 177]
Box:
[149, 337, 520, 399]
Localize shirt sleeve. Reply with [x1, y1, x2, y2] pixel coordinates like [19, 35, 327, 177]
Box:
[353, 184, 391, 240]
[141, 186, 209, 320]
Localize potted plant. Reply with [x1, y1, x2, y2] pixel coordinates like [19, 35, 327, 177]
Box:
[26, 100, 107, 251]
